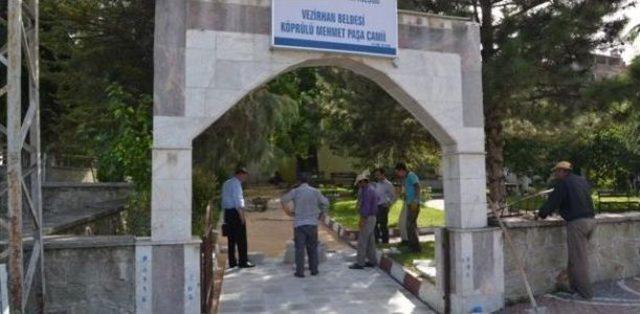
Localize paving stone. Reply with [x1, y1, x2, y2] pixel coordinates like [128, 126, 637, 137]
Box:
[219, 250, 435, 314]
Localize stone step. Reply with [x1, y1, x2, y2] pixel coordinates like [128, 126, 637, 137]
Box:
[413, 259, 437, 278]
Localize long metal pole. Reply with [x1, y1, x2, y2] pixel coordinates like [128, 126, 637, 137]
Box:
[27, 1, 45, 311]
[7, 0, 25, 312]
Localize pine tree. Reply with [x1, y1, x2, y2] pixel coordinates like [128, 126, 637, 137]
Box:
[401, 0, 629, 209]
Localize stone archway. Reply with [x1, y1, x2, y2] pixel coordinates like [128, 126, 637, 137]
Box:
[147, 1, 504, 313]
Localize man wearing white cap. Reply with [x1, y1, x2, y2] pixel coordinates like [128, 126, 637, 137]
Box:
[537, 161, 596, 299]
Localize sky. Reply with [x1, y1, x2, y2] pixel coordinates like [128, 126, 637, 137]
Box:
[616, 1, 639, 63]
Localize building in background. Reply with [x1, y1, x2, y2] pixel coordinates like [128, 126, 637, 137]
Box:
[592, 52, 627, 80]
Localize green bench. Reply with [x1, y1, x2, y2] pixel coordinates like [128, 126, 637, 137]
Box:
[596, 189, 640, 212]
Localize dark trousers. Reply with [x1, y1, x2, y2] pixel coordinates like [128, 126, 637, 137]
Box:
[374, 205, 390, 244]
[567, 218, 596, 299]
[225, 209, 248, 267]
[294, 225, 319, 275]
[407, 203, 421, 252]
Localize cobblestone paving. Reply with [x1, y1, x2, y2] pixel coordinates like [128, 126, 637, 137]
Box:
[504, 276, 640, 313]
[219, 251, 434, 314]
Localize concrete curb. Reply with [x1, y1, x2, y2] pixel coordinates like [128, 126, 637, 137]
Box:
[322, 215, 444, 313]
[321, 214, 434, 241]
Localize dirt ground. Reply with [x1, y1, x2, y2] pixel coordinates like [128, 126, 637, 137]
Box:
[218, 186, 348, 260]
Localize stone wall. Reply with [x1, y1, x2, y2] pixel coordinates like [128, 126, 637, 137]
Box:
[38, 236, 137, 314]
[503, 213, 640, 302]
[45, 166, 96, 183]
[43, 182, 133, 213]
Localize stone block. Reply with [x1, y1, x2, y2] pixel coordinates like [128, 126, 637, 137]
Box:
[391, 50, 432, 76]
[428, 102, 465, 132]
[183, 244, 201, 314]
[429, 52, 461, 78]
[461, 70, 484, 128]
[453, 127, 486, 154]
[186, 29, 216, 50]
[216, 32, 256, 61]
[152, 149, 192, 181]
[154, 46, 185, 117]
[153, 116, 194, 149]
[152, 245, 185, 313]
[212, 61, 246, 90]
[445, 201, 488, 229]
[202, 88, 246, 120]
[448, 228, 504, 313]
[185, 48, 216, 88]
[185, 87, 206, 117]
[151, 177, 192, 241]
[442, 152, 486, 181]
[432, 75, 463, 103]
[388, 73, 433, 104]
[152, 179, 191, 211]
[443, 177, 487, 204]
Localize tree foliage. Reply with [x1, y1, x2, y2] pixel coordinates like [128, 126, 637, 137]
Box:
[40, 0, 154, 157]
[401, 0, 629, 207]
[505, 56, 640, 189]
[317, 68, 439, 169]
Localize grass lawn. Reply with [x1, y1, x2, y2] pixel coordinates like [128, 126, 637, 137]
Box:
[378, 241, 436, 269]
[507, 194, 640, 214]
[330, 199, 444, 230]
[319, 185, 353, 197]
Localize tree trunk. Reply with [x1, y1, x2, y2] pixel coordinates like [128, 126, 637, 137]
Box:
[479, 0, 507, 212]
[485, 105, 507, 212]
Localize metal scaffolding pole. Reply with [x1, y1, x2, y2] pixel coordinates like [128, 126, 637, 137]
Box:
[1, 0, 45, 312]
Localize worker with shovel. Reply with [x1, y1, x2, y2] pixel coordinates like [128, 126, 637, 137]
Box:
[537, 161, 596, 299]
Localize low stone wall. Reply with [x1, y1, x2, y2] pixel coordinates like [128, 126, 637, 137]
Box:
[502, 213, 640, 302]
[45, 166, 96, 183]
[43, 182, 133, 213]
[36, 236, 137, 314]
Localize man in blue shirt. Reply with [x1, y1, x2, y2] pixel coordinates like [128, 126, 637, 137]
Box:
[281, 174, 329, 278]
[221, 167, 255, 268]
[395, 162, 421, 253]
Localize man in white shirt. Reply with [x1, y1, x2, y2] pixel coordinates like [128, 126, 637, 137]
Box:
[221, 167, 255, 269]
[373, 168, 397, 244]
[281, 174, 329, 278]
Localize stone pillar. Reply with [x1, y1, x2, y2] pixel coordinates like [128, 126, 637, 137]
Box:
[146, 147, 201, 314]
[442, 151, 488, 229]
[441, 151, 505, 312]
[447, 228, 504, 313]
[135, 239, 201, 314]
[151, 147, 193, 241]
